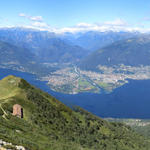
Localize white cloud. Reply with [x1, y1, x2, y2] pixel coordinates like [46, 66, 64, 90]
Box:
[31, 21, 49, 28]
[56, 21, 127, 33]
[17, 14, 150, 33]
[54, 19, 129, 33]
[19, 13, 43, 22]
[56, 23, 150, 33]
[18, 13, 50, 30]
[30, 16, 43, 22]
[56, 18, 150, 33]
[104, 18, 127, 26]
[76, 22, 93, 28]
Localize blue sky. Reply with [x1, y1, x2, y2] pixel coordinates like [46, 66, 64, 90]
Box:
[1, 0, 150, 32]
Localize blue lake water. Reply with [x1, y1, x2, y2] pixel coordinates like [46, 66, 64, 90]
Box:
[1, 68, 150, 119]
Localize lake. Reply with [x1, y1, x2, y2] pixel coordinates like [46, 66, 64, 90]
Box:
[1, 68, 150, 119]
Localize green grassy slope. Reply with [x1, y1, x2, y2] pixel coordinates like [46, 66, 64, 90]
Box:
[106, 118, 150, 139]
[0, 75, 150, 150]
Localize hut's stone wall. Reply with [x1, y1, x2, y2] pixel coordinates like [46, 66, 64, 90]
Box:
[13, 104, 23, 118]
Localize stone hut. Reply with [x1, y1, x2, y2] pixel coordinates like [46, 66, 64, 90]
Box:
[13, 104, 23, 118]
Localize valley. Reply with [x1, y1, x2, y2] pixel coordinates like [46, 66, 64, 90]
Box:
[1, 28, 150, 120]
[2, 1, 150, 149]
[1, 28, 150, 95]
[41, 64, 150, 94]
[1, 60, 150, 96]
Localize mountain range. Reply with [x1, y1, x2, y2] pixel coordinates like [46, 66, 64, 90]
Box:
[0, 27, 146, 66]
[0, 40, 35, 64]
[60, 31, 140, 51]
[79, 36, 150, 71]
[0, 28, 88, 63]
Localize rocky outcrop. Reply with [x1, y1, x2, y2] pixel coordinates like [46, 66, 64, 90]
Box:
[0, 139, 26, 150]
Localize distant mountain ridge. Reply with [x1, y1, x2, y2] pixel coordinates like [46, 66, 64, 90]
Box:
[60, 31, 141, 51]
[79, 36, 150, 71]
[0, 27, 145, 65]
[0, 27, 88, 63]
[0, 40, 59, 75]
[0, 40, 35, 65]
